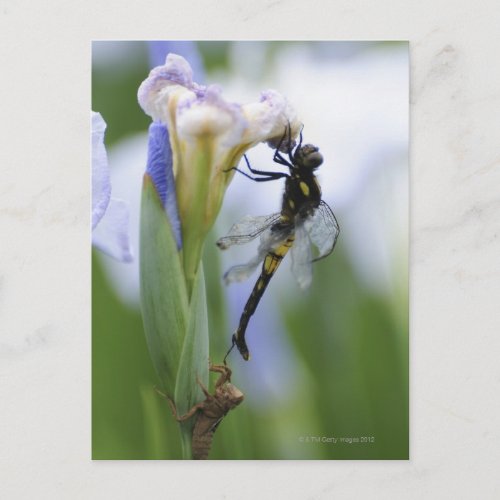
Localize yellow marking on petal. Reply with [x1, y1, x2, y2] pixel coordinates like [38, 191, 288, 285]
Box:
[300, 181, 310, 196]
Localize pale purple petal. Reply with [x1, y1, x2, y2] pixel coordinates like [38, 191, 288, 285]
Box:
[138, 54, 197, 120]
[176, 85, 247, 147]
[148, 41, 205, 83]
[241, 89, 300, 149]
[92, 199, 133, 262]
[92, 112, 111, 230]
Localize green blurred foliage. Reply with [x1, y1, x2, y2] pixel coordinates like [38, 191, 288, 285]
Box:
[92, 42, 150, 146]
[92, 41, 408, 460]
[92, 252, 179, 459]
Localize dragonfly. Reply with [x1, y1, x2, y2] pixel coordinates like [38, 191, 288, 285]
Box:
[218, 125, 340, 361]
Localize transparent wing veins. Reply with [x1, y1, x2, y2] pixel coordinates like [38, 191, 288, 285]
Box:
[307, 200, 340, 263]
[222, 216, 293, 285]
[216, 213, 281, 250]
[219, 201, 338, 287]
[290, 223, 312, 290]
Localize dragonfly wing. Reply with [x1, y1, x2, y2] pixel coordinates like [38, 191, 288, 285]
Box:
[223, 251, 265, 284]
[305, 200, 340, 262]
[223, 220, 293, 285]
[216, 213, 281, 250]
[290, 223, 313, 290]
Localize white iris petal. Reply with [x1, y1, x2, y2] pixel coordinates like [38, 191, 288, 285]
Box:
[92, 112, 111, 230]
[91, 111, 133, 263]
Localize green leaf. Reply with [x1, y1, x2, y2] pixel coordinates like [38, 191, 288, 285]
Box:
[139, 174, 189, 397]
[140, 385, 170, 459]
[174, 264, 210, 459]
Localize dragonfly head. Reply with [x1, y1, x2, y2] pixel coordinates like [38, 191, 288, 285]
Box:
[294, 144, 323, 171]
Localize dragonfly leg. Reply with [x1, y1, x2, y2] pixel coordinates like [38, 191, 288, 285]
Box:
[273, 125, 294, 168]
[273, 152, 293, 167]
[286, 122, 295, 165]
[223, 338, 236, 365]
[225, 167, 287, 182]
[275, 124, 288, 151]
[297, 124, 304, 150]
[224, 154, 288, 178]
[242, 154, 287, 176]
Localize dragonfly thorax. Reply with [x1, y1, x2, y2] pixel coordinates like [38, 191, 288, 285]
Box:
[293, 144, 323, 171]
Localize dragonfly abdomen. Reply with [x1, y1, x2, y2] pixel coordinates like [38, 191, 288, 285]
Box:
[233, 234, 295, 360]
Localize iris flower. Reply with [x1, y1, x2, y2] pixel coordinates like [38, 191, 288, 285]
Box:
[138, 53, 301, 290]
[137, 53, 300, 458]
[91, 111, 132, 262]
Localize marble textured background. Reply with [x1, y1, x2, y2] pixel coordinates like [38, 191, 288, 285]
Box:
[1, 0, 499, 498]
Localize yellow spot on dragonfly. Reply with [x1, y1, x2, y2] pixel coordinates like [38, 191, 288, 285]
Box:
[299, 181, 310, 196]
[264, 254, 280, 274]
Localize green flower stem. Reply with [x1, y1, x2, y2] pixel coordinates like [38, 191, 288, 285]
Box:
[140, 174, 209, 459]
[174, 265, 209, 459]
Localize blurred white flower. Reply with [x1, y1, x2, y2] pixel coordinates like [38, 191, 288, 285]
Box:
[219, 42, 408, 295]
[91, 111, 133, 262]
